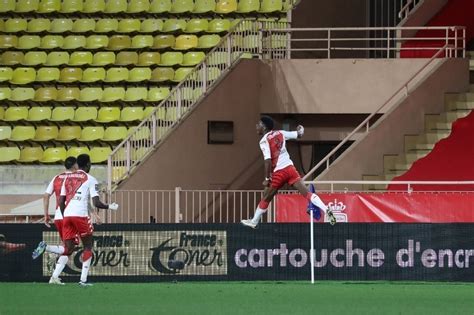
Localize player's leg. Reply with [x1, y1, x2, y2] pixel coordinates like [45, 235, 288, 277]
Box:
[49, 220, 69, 285]
[75, 216, 94, 286]
[292, 179, 337, 225]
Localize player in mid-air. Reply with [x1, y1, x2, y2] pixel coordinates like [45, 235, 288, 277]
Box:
[241, 116, 337, 228]
[32, 156, 78, 285]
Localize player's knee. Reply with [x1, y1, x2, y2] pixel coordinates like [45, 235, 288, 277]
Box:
[258, 200, 270, 210]
[82, 248, 93, 262]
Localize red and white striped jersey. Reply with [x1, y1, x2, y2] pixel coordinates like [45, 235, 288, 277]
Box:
[45, 171, 72, 220]
[259, 130, 298, 172]
[60, 170, 99, 217]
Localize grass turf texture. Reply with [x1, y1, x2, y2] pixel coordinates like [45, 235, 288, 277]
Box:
[0, 281, 473, 315]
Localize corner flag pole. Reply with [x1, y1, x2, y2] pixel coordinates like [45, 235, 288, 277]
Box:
[310, 210, 315, 284]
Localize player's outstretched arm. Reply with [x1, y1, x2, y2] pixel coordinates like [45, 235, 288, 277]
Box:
[42, 193, 52, 228]
[59, 195, 66, 214]
[92, 196, 119, 211]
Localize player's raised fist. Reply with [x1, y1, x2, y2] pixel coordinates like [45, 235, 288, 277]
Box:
[296, 125, 304, 137]
[108, 203, 119, 211]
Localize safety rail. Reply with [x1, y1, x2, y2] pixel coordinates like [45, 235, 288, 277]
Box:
[0, 214, 42, 223]
[398, 0, 423, 21]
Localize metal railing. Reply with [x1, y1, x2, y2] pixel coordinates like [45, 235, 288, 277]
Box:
[398, 0, 423, 21]
[0, 214, 42, 223]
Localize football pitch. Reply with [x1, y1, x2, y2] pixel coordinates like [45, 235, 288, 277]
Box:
[0, 281, 473, 315]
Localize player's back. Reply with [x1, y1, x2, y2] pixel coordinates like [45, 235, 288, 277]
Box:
[260, 130, 297, 172]
[62, 170, 99, 217]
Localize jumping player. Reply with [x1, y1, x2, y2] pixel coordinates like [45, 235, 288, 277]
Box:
[241, 116, 336, 228]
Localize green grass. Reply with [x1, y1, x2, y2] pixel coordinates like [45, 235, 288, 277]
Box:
[0, 281, 473, 315]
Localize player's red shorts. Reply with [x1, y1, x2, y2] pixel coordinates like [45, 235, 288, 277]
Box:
[62, 216, 94, 240]
[54, 219, 65, 241]
[271, 165, 301, 190]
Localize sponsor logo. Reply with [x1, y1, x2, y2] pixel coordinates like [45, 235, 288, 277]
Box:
[325, 199, 348, 223]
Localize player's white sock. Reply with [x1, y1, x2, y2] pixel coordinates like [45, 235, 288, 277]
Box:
[52, 255, 68, 278]
[310, 193, 328, 213]
[80, 257, 92, 283]
[46, 245, 65, 255]
[251, 207, 267, 224]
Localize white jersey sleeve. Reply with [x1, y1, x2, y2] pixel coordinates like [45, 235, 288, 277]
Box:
[259, 137, 271, 160]
[45, 177, 55, 195]
[281, 130, 298, 140]
[89, 175, 100, 199]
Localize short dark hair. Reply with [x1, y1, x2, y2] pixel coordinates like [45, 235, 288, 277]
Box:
[260, 115, 274, 130]
[77, 154, 91, 168]
[64, 156, 77, 170]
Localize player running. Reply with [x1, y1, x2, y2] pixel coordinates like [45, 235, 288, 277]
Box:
[241, 116, 336, 229]
[59, 154, 118, 286]
[32, 156, 78, 285]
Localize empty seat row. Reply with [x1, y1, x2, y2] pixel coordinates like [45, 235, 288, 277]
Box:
[1, 106, 162, 123]
[0, 18, 237, 34]
[1, 50, 209, 67]
[0, 34, 221, 50]
[0, 0, 289, 14]
[0, 146, 112, 163]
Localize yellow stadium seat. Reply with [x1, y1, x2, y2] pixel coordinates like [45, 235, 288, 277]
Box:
[163, 19, 187, 33]
[79, 88, 103, 102]
[79, 126, 105, 142]
[198, 34, 221, 48]
[92, 51, 115, 66]
[150, 67, 174, 82]
[153, 35, 175, 49]
[50, 19, 73, 33]
[23, 51, 47, 66]
[5, 19, 27, 32]
[1, 51, 24, 65]
[147, 87, 170, 102]
[0, 107, 3, 120]
[69, 51, 92, 66]
[107, 35, 131, 50]
[59, 67, 82, 83]
[185, 19, 209, 33]
[16, 0, 40, 12]
[181, 51, 205, 66]
[132, 35, 154, 49]
[118, 19, 141, 33]
[63, 35, 86, 50]
[28, 107, 52, 121]
[0, 88, 11, 100]
[66, 146, 90, 157]
[105, 67, 128, 83]
[124, 87, 147, 101]
[208, 19, 231, 33]
[34, 125, 59, 141]
[82, 67, 106, 82]
[72, 19, 95, 33]
[237, 0, 259, 13]
[0, 126, 12, 141]
[141, 19, 163, 33]
[144, 106, 161, 118]
[116, 51, 138, 66]
[51, 106, 75, 122]
[57, 126, 81, 140]
[40, 147, 67, 163]
[90, 147, 112, 163]
[10, 126, 35, 141]
[60, 0, 83, 12]
[172, 67, 194, 82]
[159, 52, 183, 66]
[96, 19, 118, 33]
[36, 67, 60, 82]
[149, 0, 171, 13]
[40, 35, 64, 50]
[215, 0, 237, 13]
[10, 88, 35, 101]
[95, 107, 121, 123]
[137, 52, 160, 66]
[73, 106, 97, 122]
[18, 146, 44, 162]
[11, 67, 36, 85]
[57, 87, 80, 102]
[259, 0, 282, 13]
[194, 0, 215, 13]
[105, 0, 127, 13]
[0, 67, 13, 82]
[38, 0, 61, 12]
[128, 68, 151, 82]
[34, 87, 58, 102]
[46, 52, 69, 66]
[170, 0, 194, 13]
[103, 126, 128, 141]
[102, 87, 125, 102]
[0, 0, 16, 12]
[175, 35, 198, 50]
[0, 147, 20, 162]
[119, 107, 144, 123]
[18, 36, 41, 50]
[0, 35, 17, 49]
[128, 0, 150, 13]
[129, 126, 150, 141]
[83, 0, 105, 13]
[4, 107, 28, 121]
[27, 19, 51, 33]
[86, 35, 109, 50]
